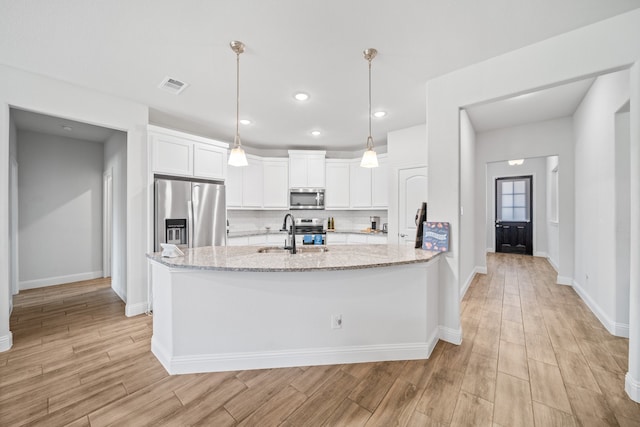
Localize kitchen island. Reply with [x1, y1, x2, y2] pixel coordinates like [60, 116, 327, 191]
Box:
[147, 245, 442, 374]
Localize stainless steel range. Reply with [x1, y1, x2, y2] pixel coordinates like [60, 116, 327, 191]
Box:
[295, 217, 326, 245]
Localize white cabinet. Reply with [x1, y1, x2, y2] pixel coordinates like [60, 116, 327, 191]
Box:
[349, 161, 372, 208]
[325, 160, 350, 208]
[262, 159, 289, 208]
[149, 125, 228, 180]
[227, 236, 249, 246]
[194, 143, 226, 180]
[227, 155, 263, 208]
[367, 234, 388, 244]
[242, 157, 263, 208]
[326, 233, 348, 245]
[288, 150, 326, 188]
[371, 155, 389, 208]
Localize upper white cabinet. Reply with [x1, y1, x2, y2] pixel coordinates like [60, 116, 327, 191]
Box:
[149, 125, 228, 181]
[346, 154, 388, 209]
[262, 158, 289, 208]
[371, 154, 389, 208]
[227, 155, 264, 209]
[288, 150, 326, 188]
[325, 160, 350, 209]
[349, 160, 372, 208]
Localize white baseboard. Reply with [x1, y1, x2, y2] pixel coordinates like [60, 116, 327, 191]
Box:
[19, 270, 103, 290]
[112, 284, 126, 303]
[152, 336, 436, 375]
[626, 372, 640, 403]
[534, 251, 548, 258]
[547, 256, 560, 273]
[486, 247, 495, 253]
[460, 266, 487, 301]
[125, 302, 148, 317]
[572, 280, 629, 338]
[0, 332, 13, 352]
[439, 325, 463, 345]
[557, 275, 573, 286]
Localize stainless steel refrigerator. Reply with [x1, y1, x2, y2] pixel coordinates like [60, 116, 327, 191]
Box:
[154, 175, 226, 251]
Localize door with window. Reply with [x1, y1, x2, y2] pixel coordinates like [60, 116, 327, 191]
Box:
[495, 176, 532, 255]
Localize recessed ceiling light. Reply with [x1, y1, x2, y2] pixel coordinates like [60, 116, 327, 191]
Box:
[294, 92, 310, 101]
[61, 125, 73, 131]
[373, 111, 387, 118]
[310, 130, 321, 137]
[239, 119, 252, 125]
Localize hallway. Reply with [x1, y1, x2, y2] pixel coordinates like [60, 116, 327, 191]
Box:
[1, 255, 638, 425]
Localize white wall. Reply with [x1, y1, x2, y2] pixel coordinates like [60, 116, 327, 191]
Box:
[615, 111, 631, 334]
[484, 157, 548, 256]
[459, 110, 477, 298]
[546, 156, 560, 270]
[8, 113, 17, 311]
[573, 69, 630, 336]
[104, 131, 127, 301]
[387, 124, 427, 245]
[0, 64, 148, 352]
[474, 118, 574, 281]
[17, 131, 104, 289]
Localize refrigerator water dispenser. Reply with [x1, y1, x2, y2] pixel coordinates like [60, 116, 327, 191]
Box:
[166, 218, 187, 245]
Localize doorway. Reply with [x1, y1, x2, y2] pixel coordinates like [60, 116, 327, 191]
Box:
[495, 175, 533, 255]
[397, 166, 428, 246]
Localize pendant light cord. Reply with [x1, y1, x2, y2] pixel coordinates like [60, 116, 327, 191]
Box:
[368, 58, 373, 148]
[235, 50, 241, 146]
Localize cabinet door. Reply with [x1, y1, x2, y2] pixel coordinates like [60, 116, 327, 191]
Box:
[306, 155, 326, 188]
[325, 161, 350, 208]
[152, 135, 193, 176]
[347, 234, 368, 244]
[289, 156, 308, 188]
[242, 158, 263, 208]
[371, 155, 389, 208]
[226, 164, 243, 208]
[227, 236, 249, 246]
[326, 233, 348, 245]
[193, 143, 226, 180]
[349, 161, 372, 208]
[368, 235, 388, 245]
[263, 159, 288, 208]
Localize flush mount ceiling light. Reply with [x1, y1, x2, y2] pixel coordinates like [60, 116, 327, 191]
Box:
[508, 159, 525, 166]
[360, 48, 379, 168]
[373, 111, 387, 118]
[61, 125, 73, 132]
[310, 130, 321, 137]
[228, 40, 248, 167]
[239, 119, 252, 125]
[294, 92, 310, 101]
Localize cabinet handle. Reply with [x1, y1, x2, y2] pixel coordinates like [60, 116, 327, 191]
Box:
[400, 233, 407, 237]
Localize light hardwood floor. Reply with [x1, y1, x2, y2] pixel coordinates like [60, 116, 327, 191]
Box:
[2, 254, 639, 426]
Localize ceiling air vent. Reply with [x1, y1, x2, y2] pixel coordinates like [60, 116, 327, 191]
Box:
[158, 76, 188, 95]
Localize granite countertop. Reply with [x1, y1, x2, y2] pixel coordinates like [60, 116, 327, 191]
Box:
[228, 229, 387, 238]
[147, 244, 440, 272]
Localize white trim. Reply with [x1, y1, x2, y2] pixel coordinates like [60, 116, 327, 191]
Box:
[153, 337, 435, 375]
[125, 302, 148, 317]
[534, 251, 547, 258]
[0, 332, 13, 352]
[547, 256, 560, 273]
[19, 271, 103, 290]
[557, 275, 573, 286]
[112, 284, 126, 304]
[460, 266, 487, 301]
[439, 326, 463, 345]
[486, 247, 495, 253]
[572, 280, 629, 338]
[626, 372, 640, 403]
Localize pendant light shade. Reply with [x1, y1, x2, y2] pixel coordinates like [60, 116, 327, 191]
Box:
[228, 40, 248, 167]
[360, 48, 379, 168]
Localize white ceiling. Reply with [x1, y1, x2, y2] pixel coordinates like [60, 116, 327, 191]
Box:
[11, 108, 116, 143]
[2, 1, 639, 151]
[464, 77, 596, 133]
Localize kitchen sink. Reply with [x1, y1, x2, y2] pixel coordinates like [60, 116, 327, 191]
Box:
[256, 246, 329, 254]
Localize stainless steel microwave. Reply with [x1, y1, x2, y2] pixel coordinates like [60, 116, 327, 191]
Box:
[289, 188, 325, 210]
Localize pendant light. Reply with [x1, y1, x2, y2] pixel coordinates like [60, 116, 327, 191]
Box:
[360, 48, 379, 168]
[228, 40, 248, 167]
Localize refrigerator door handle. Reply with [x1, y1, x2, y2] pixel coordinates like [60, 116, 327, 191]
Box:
[187, 200, 194, 248]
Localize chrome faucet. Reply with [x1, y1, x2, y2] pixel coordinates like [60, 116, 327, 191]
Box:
[281, 213, 297, 254]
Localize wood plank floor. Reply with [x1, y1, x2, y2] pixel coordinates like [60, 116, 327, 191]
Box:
[2, 254, 639, 426]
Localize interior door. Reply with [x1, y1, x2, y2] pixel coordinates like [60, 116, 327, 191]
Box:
[495, 175, 533, 255]
[398, 166, 428, 246]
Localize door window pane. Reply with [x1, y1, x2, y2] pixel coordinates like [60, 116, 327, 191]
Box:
[513, 208, 526, 221]
[514, 180, 525, 193]
[502, 195, 513, 207]
[514, 194, 525, 207]
[502, 208, 513, 221]
[502, 181, 513, 193]
[497, 176, 531, 222]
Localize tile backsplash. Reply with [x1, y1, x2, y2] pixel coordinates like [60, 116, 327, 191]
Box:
[227, 210, 388, 233]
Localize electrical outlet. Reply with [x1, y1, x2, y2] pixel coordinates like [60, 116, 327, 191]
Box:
[331, 314, 342, 329]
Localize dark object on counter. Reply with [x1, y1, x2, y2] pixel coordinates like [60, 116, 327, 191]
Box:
[281, 213, 297, 254]
[414, 202, 427, 248]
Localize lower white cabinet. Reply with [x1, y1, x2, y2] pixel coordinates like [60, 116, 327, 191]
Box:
[326, 233, 387, 245]
[326, 233, 348, 245]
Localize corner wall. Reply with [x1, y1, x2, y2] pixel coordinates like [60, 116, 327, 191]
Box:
[459, 110, 477, 298]
[573, 69, 630, 336]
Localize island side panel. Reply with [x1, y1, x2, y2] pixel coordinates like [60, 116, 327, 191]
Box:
[150, 260, 440, 374]
[150, 262, 175, 373]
